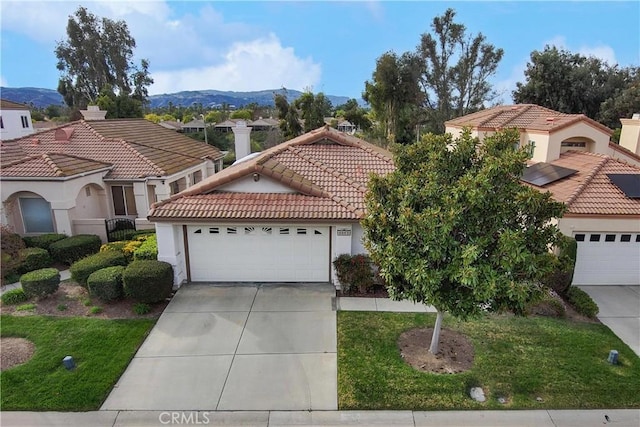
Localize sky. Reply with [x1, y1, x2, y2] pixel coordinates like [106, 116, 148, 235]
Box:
[1, 1, 639, 103]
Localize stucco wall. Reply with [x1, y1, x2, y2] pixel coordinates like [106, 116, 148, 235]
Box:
[558, 216, 640, 236]
[0, 108, 34, 140]
[217, 174, 296, 193]
[351, 222, 367, 254]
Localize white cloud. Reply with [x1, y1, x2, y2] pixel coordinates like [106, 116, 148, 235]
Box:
[0, 75, 8, 87]
[149, 34, 321, 94]
[578, 44, 617, 65]
[364, 1, 385, 21]
[543, 35, 617, 64]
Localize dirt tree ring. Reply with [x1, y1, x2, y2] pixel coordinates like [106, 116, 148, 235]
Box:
[398, 327, 474, 374]
[1, 337, 35, 371]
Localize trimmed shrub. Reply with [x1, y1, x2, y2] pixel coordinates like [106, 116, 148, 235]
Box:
[1, 288, 28, 305]
[70, 250, 127, 287]
[87, 266, 125, 302]
[133, 234, 158, 260]
[543, 236, 578, 295]
[333, 253, 376, 294]
[1, 225, 26, 285]
[18, 247, 52, 273]
[20, 267, 60, 298]
[123, 260, 173, 303]
[565, 287, 599, 318]
[50, 234, 102, 265]
[23, 233, 67, 250]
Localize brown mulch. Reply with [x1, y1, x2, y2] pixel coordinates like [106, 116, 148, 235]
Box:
[337, 285, 389, 299]
[399, 327, 475, 374]
[1, 337, 35, 371]
[0, 282, 169, 319]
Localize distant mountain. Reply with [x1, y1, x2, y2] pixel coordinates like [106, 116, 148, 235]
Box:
[0, 87, 362, 110]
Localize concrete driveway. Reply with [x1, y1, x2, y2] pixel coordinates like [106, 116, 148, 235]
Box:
[101, 283, 337, 411]
[578, 285, 640, 357]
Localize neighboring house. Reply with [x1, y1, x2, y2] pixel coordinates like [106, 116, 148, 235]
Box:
[249, 117, 278, 131]
[181, 119, 205, 133]
[0, 99, 35, 140]
[526, 151, 640, 285]
[446, 104, 640, 286]
[337, 120, 357, 134]
[148, 125, 394, 287]
[1, 106, 224, 242]
[215, 119, 252, 132]
[445, 104, 640, 166]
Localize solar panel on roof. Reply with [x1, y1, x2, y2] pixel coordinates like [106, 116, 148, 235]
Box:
[521, 163, 578, 187]
[607, 174, 640, 198]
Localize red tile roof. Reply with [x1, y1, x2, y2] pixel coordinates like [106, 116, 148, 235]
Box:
[0, 119, 223, 179]
[0, 153, 111, 178]
[445, 104, 612, 135]
[537, 151, 640, 216]
[149, 126, 394, 221]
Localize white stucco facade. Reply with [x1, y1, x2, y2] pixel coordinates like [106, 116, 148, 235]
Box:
[1, 107, 34, 140]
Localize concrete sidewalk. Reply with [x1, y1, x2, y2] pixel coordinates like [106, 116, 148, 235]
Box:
[2, 409, 639, 426]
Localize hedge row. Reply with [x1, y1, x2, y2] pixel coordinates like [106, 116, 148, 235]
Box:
[20, 268, 60, 298]
[50, 234, 102, 265]
[70, 250, 127, 287]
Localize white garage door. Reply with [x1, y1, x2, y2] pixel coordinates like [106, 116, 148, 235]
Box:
[187, 225, 330, 282]
[572, 232, 640, 285]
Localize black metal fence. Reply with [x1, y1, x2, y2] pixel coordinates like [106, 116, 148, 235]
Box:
[105, 218, 136, 242]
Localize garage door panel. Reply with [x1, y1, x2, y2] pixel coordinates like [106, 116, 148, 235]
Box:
[187, 225, 330, 282]
[573, 233, 640, 285]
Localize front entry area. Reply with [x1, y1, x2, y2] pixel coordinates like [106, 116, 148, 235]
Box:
[187, 225, 331, 282]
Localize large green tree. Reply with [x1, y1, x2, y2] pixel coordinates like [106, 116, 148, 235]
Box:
[294, 91, 333, 132]
[513, 46, 640, 129]
[362, 129, 565, 353]
[363, 51, 424, 144]
[418, 8, 504, 133]
[336, 99, 372, 132]
[55, 6, 153, 113]
[274, 92, 302, 139]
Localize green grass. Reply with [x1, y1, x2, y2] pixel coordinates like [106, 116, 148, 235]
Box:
[338, 311, 640, 410]
[1, 315, 154, 411]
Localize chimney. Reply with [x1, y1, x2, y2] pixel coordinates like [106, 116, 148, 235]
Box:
[80, 105, 107, 121]
[232, 120, 251, 160]
[619, 113, 640, 155]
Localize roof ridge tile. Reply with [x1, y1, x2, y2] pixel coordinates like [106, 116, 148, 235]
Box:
[565, 155, 610, 208]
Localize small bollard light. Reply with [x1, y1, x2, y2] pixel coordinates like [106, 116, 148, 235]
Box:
[62, 355, 76, 370]
[607, 350, 618, 365]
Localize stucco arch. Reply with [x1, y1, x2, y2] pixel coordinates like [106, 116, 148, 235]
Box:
[71, 183, 108, 220]
[560, 135, 597, 154]
[2, 191, 54, 234]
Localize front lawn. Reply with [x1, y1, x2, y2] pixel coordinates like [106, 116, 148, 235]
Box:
[1, 315, 154, 411]
[338, 311, 640, 410]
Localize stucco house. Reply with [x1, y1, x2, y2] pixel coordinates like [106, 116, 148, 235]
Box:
[148, 124, 394, 287]
[1, 107, 224, 242]
[0, 99, 35, 141]
[446, 105, 640, 285]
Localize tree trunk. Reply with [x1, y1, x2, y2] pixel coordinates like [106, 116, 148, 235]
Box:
[429, 310, 444, 354]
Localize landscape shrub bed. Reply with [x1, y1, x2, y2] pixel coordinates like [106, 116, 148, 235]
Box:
[70, 251, 127, 287]
[50, 235, 101, 265]
[123, 260, 173, 303]
[333, 253, 377, 294]
[18, 248, 52, 273]
[565, 287, 599, 318]
[23, 233, 67, 251]
[133, 234, 157, 260]
[87, 266, 125, 302]
[1, 225, 26, 285]
[1, 288, 28, 305]
[20, 268, 60, 298]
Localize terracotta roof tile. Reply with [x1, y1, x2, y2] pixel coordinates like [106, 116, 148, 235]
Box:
[0, 153, 111, 178]
[149, 126, 394, 221]
[446, 104, 612, 135]
[0, 119, 223, 179]
[534, 151, 640, 215]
